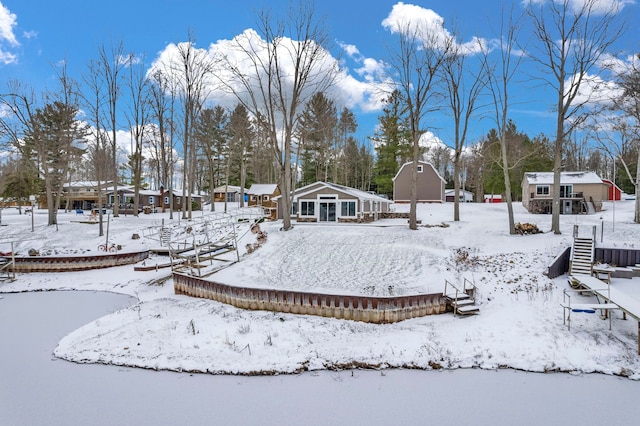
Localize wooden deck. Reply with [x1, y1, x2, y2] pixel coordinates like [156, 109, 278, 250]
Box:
[568, 274, 640, 354]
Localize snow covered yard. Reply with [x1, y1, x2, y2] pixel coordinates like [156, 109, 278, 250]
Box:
[2, 201, 640, 378]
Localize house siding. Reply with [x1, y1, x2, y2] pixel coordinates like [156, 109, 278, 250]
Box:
[275, 182, 391, 222]
[393, 162, 445, 203]
[522, 172, 608, 214]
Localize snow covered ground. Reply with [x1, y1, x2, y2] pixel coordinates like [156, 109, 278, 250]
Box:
[1, 200, 640, 379]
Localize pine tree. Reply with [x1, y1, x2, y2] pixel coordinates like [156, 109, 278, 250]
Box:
[371, 91, 411, 198]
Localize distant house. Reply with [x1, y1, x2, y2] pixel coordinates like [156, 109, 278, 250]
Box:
[106, 186, 203, 212]
[273, 181, 392, 223]
[39, 181, 114, 210]
[522, 171, 608, 214]
[213, 185, 246, 203]
[393, 161, 445, 203]
[445, 189, 474, 203]
[247, 184, 280, 220]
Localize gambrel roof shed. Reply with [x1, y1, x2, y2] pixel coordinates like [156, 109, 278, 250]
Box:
[392, 161, 446, 203]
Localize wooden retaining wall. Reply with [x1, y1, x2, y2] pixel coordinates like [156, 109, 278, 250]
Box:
[546, 246, 640, 279]
[546, 247, 571, 279]
[10, 251, 149, 272]
[595, 247, 640, 268]
[173, 272, 447, 324]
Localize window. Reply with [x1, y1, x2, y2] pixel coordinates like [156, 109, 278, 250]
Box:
[560, 185, 573, 198]
[250, 195, 256, 201]
[176, 196, 181, 204]
[300, 201, 315, 216]
[149, 196, 155, 205]
[341, 201, 356, 217]
[263, 195, 270, 201]
[536, 185, 550, 196]
[290, 203, 298, 215]
[417, 165, 423, 173]
[164, 196, 170, 205]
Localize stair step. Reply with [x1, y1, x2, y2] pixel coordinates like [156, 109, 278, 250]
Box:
[456, 305, 480, 314]
[445, 293, 470, 300]
[452, 299, 476, 307]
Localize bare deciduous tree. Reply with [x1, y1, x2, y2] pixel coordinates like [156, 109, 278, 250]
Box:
[482, 6, 526, 234]
[125, 53, 151, 217]
[385, 17, 453, 230]
[218, 2, 338, 230]
[526, 0, 626, 234]
[82, 59, 109, 235]
[441, 37, 486, 222]
[169, 32, 215, 219]
[98, 41, 128, 217]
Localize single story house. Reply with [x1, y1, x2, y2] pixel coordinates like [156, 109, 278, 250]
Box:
[273, 181, 392, 223]
[445, 189, 474, 203]
[213, 185, 246, 203]
[39, 181, 114, 210]
[521, 171, 608, 214]
[247, 184, 280, 220]
[106, 186, 203, 212]
[393, 161, 445, 203]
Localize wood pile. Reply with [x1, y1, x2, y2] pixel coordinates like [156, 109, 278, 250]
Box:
[515, 222, 542, 235]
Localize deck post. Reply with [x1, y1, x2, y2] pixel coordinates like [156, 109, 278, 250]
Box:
[638, 321, 640, 355]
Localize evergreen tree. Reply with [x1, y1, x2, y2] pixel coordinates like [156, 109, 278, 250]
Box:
[371, 91, 411, 198]
[228, 103, 254, 206]
[297, 92, 337, 185]
[194, 106, 228, 210]
[22, 101, 87, 225]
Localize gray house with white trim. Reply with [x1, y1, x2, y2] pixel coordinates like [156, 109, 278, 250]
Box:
[274, 181, 392, 223]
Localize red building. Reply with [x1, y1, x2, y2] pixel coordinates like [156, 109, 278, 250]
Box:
[602, 179, 621, 201]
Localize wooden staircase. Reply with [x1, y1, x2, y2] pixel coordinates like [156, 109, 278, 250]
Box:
[570, 225, 596, 276]
[444, 278, 479, 316]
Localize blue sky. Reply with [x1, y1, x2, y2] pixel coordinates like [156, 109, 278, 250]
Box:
[1, 0, 639, 151]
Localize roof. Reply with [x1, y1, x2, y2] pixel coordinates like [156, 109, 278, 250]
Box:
[524, 172, 604, 185]
[247, 184, 278, 195]
[213, 185, 244, 193]
[392, 161, 446, 183]
[273, 181, 392, 203]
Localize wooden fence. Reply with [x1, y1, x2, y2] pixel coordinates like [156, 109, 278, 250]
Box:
[10, 250, 149, 272]
[173, 272, 447, 324]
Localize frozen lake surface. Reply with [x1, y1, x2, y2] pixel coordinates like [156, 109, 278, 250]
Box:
[0, 291, 638, 425]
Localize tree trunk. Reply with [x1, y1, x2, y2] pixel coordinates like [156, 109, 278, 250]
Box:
[635, 148, 640, 223]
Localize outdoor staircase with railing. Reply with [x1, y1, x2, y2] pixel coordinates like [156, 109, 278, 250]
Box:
[570, 225, 596, 276]
[443, 278, 479, 316]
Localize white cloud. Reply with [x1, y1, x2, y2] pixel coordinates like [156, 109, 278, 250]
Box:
[381, 2, 491, 55]
[22, 29, 37, 39]
[0, 1, 18, 65]
[339, 42, 360, 58]
[522, 0, 633, 15]
[382, 3, 452, 48]
[150, 28, 389, 116]
[567, 0, 632, 14]
[567, 72, 622, 107]
[0, 2, 18, 46]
